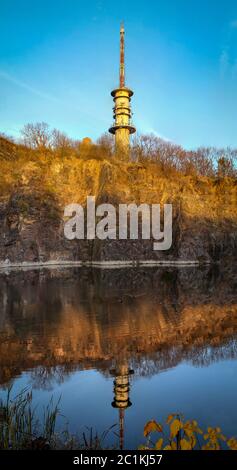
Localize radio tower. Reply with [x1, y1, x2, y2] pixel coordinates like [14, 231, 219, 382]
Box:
[109, 23, 136, 155]
[111, 362, 134, 450]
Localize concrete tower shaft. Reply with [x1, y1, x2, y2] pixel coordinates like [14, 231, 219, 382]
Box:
[109, 24, 136, 155]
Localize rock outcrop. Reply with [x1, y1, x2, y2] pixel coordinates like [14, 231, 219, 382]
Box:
[0, 149, 236, 263]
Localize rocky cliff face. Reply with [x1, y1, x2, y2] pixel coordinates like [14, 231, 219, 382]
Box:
[0, 152, 236, 263]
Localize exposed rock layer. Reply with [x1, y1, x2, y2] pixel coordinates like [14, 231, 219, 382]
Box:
[0, 155, 236, 262]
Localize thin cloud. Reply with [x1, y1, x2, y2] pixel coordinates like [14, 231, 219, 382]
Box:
[219, 20, 237, 78]
[219, 49, 229, 78]
[0, 70, 107, 124]
[230, 20, 237, 29]
[146, 128, 172, 142]
[0, 70, 61, 103]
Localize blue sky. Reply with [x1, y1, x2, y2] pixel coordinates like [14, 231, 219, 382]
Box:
[0, 0, 236, 149]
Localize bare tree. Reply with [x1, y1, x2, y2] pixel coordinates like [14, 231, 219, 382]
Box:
[131, 133, 184, 171]
[131, 134, 221, 177]
[21, 122, 51, 149]
[217, 156, 236, 177]
[51, 128, 73, 157]
[96, 133, 114, 156]
[131, 133, 160, 161]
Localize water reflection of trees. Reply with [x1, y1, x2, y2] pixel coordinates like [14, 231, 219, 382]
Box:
[29, 365, 80, 390]
[0, 265, 236, 388]
[23, 338, 237, 391]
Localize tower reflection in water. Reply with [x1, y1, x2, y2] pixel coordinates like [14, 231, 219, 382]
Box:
[110, 361, 134, 450]
[0, 266, 237, 448]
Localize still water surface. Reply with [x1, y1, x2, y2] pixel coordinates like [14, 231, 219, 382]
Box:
[0, 266, 237, 449]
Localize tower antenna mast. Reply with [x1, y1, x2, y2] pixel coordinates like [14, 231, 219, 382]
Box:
[120, 22, 125, 88]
